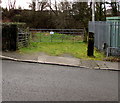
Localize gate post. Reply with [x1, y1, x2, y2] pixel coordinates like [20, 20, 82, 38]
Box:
[87, 32, 94, 56]
[10, 24, 17, 51]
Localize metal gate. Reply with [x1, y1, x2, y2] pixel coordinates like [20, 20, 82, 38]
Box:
[17, 32, 30, 48]
[30, 29, 85, 43]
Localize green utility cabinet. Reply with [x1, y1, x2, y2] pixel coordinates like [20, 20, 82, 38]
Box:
[106, 16, 120, 48]
[106, 16, 120, 22]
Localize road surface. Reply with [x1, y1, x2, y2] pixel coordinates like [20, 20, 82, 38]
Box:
[2, 60, 118, 101]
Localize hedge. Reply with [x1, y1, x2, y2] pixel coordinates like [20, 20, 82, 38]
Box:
[2, 22, 27, 51]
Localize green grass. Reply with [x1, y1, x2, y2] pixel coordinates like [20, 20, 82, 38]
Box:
[19, 32, 105, 60]
[19, 41, 105, 60]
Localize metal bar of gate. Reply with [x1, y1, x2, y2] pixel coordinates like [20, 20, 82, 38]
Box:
[30, 28, 85, 43]
[30, 29, 84, 31]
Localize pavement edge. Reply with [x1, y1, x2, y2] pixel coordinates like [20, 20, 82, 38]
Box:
[0, 55, 119, 71]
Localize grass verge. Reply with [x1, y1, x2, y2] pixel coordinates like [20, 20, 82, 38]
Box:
[19, 41, 105, 60]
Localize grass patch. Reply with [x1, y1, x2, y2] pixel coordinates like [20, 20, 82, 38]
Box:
[19, 32, 105, 60]
[19, 41, 105, 60]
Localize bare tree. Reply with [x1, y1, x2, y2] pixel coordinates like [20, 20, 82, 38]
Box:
[54, 0, 58, 12]
[111, 1, 118, 16]
[29, 0, 36, 11]
[95, 1, 106, 21]
[106, 0, 119, 16]
[37, 0, 48, 11]
[8, 0, 16, 10]
[35, 0, 59, 15]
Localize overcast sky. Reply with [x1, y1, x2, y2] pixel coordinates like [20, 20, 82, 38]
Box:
[1, 0, 76, 9]
[1, 0, 31, 9]
[1, 0, 120, 10]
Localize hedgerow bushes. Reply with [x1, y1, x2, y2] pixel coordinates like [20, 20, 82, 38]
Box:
[2, 22, 26, 51]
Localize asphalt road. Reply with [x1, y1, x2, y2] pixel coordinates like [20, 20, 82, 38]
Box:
[2, 60, 118, 101]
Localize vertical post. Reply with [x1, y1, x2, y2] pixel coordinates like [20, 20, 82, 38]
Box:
[0, 7, 2, 53]
[51, 34, 52, 42]
[40, 33, 41, 42]
[87, 32, 94, 56]
[24, 33, 27, 47]
[92, 0, 95, 21]
[110, 23, 112, 48]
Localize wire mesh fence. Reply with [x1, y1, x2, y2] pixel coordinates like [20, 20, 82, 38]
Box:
[29, 29, 85, 43]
